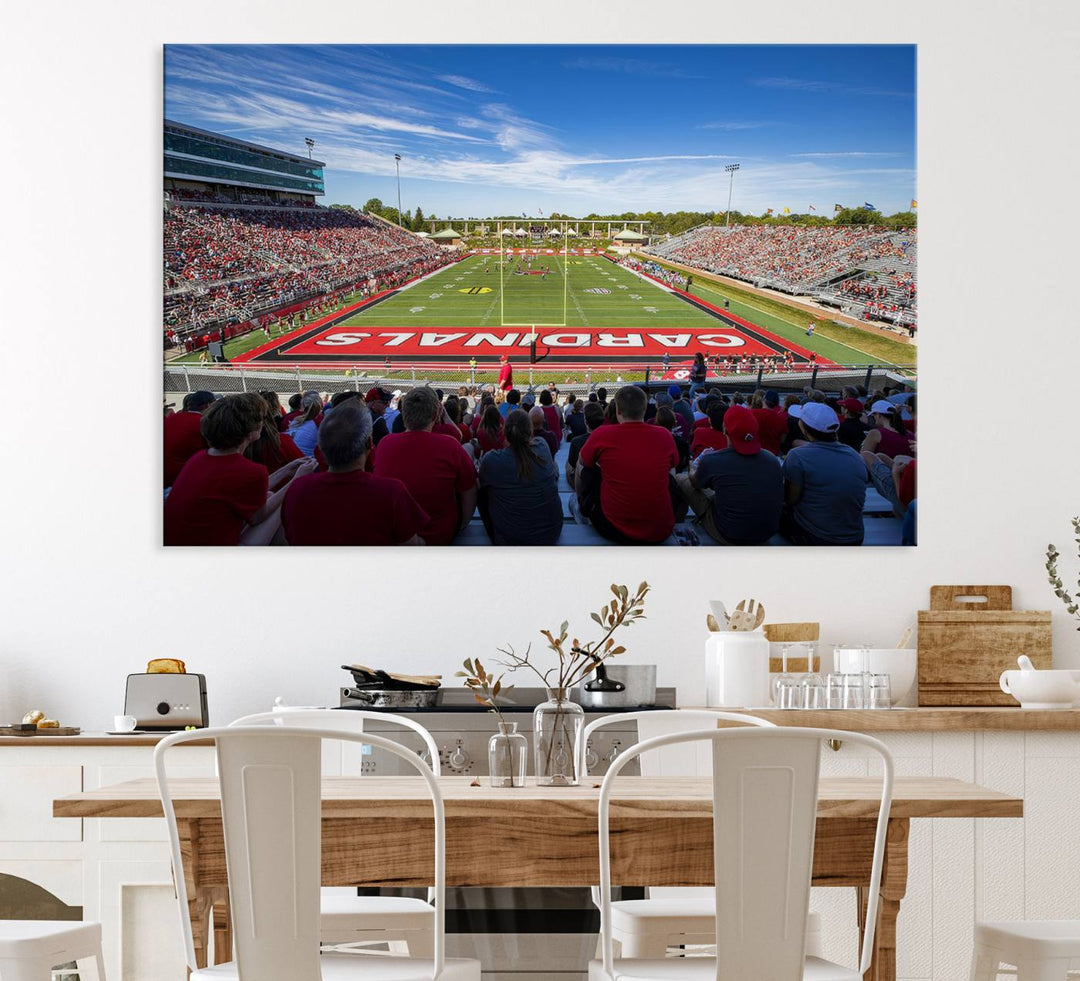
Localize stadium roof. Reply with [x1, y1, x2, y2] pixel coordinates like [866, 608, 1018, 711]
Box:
[164, 119, 326, 168]
[430, 227, 462, 240]
[612, 228, 649, 242]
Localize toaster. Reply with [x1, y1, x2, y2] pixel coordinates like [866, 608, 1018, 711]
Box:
[124, 673, 209, 730]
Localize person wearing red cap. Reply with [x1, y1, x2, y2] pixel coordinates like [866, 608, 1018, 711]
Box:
[836, 398, 870, 452]
[675, 406, 783, 545]
[498, 355, 514, 393]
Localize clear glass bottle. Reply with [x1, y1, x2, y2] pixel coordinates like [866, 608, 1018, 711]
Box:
[488, 721, 528, 788]
[533, 687, 584, 786]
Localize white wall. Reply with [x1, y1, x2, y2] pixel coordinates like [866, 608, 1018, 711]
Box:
[1, 0, 1078, 729]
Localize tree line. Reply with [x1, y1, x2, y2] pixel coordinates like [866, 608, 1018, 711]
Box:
[333, 200, 916, 233]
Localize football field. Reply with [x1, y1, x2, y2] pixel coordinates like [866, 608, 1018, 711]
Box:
[237, 252, 824, 367]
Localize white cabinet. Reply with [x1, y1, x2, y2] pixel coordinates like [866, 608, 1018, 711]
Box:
[0, 741, 213, 981]
[0, 766, 83, 841]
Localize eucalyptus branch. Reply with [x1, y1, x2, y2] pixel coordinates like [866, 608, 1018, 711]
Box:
[455, 657, 515, 723]
[496, 582, 651, 692]
[1046, 517, 1080, 629]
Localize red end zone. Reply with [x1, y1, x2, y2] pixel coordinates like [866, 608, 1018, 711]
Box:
[279, 325, 791, 359]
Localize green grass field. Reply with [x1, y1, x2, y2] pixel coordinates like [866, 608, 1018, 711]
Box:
[332, 253, 737, 331]
[170, 252, 917, 371]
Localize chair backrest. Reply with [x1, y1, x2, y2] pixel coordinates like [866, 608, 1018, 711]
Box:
[230, 707, 442, 776]
[579, 709, 774, 779]
[595, 727, 893, 981]
[155, 725, 446, 981]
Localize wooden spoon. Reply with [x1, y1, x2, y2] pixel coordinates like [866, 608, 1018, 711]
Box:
[730, 599, 766, 631]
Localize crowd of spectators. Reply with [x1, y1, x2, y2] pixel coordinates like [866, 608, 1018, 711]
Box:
[163, 205, 448, 339]
[164, 374, 916, 547]
[645, 225, 916, 293]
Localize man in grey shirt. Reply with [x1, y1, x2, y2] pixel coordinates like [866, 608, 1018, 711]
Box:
[781, 402, 867, 545]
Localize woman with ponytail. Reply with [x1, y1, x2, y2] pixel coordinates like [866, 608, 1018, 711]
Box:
[477, 409, 562, 545]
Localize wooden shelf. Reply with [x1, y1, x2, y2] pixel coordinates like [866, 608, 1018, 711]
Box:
[683, 707, 1080, 731]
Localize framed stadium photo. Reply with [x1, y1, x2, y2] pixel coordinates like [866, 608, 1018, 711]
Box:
[163, 43, 917, 547]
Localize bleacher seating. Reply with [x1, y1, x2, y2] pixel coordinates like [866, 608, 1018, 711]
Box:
[163, 205, 447, 337]
[455, 437, 904, 547]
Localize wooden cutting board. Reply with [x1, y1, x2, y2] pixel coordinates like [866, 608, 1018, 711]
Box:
[917, 585, 1052, 705]
[0, 726, 81, 737]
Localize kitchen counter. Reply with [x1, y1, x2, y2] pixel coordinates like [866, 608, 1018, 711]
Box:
[683, 706, 1080, 730]
[0, 731, 210, 747]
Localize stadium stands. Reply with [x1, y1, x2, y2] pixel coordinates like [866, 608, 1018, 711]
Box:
[644, 224, 917, 330]
[163, 205, 448, 341]
[163, 385, 914, 547]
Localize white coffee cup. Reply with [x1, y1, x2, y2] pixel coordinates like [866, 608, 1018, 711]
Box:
[113, 715, 138, 732]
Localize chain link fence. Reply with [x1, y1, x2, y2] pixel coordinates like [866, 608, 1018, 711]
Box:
[165, 361, 914, 403]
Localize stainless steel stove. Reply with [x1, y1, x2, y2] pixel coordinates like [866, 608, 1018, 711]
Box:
[335, 685, 677, 980]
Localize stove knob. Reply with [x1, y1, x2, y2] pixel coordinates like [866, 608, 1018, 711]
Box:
[606, 745, 621, 764]
[447, 746, 471, 771]
[585, 746, 600, 770]
[156, 702, 171, 716]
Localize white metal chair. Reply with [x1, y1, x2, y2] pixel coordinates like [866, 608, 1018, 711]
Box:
[969, 921, 1080, 980]
[580, 711, 822, 960]
[230, 709, 438, 955]
[155, 725, 480, 980]
[589, 726, 894, 981]
[0, 921, 105, 981]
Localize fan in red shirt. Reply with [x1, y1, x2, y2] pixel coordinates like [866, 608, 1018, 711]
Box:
[576, 386, 680, 544]
[476, 404, 506, 456]
[498, 355, 514, 392]
[373, 387, 478, 545]
[165, 393, 315, 546]
[282, 402, 428, 546]
[691, 402, 730, 457]
[538, 389, 563, 447]
[163, 390, 216, 487]
[751, 391, 789, 456]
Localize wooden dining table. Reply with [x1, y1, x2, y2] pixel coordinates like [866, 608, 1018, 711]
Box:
[54, 775, 1022, 981]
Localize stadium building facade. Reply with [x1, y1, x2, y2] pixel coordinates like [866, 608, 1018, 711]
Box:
[164, 119, 325, 206]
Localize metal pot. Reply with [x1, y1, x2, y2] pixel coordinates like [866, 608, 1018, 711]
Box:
[577, 664, 657, 709]
[339, 688, 439, 708]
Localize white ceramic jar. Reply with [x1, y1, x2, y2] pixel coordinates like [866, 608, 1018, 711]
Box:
[704, 630, 771, 707]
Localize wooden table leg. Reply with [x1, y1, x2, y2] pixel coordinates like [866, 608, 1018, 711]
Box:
[857, 818, 909, 981]
[211, 886, 232, 964]
[174, 816, 210, 968]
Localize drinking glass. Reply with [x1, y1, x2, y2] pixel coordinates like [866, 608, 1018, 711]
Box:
[868, 674, 893, 710]
[773, 645, 798, 705]
[825, 673, 846, 710]
[775, 676, 803, 709]
[800, 674, 825, 709]
[841, 674, 866, 709]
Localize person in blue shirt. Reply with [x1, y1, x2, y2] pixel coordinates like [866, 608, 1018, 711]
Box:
[781, 402, 867, 546]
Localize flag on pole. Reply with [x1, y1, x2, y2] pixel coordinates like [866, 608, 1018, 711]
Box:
[834, 204, 843, 213]
[809, 204, 816, 211]
[863, 202, 877, 210]
[539, 208, 544, 215]
[910, 199, 918, 209]
[766, 208, 774, 215]
[782, 207, 790, 215]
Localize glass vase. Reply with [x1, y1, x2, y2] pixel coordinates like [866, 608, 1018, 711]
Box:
[488, 721, 528, 788]
[533, 687, 584, 786]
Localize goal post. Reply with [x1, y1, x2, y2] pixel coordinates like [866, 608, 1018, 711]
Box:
[497, 219, 569, 328]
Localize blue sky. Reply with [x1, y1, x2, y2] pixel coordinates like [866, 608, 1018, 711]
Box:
[165, 44, 916, 217]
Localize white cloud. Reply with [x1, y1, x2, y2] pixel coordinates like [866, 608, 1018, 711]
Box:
[438, 74, 496, 93]
[791, 151, 901, 158]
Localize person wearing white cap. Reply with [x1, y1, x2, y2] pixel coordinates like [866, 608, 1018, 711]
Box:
[781, 401, 867, 545]
[861, 400, 914, 458]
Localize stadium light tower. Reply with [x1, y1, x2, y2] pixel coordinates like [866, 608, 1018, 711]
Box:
[724, 163, 740, 226]
[394, 153, 403, 226]
[305, 137, 315, 159]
